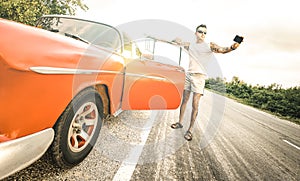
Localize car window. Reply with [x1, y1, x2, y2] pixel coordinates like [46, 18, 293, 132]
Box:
[92, 27, 122, 52]
[118, 36, 188, 68]
[179, 48, 189, 70]
[134, 39, 183, 66]
[36, 16, 122, 52]
[152, 41, 181, 66]
[122, 33, 142, 59]
[134, 39, 155, 60]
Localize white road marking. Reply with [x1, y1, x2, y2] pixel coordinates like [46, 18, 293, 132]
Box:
[283, 139, 300, 150]
[112, 111, 158, 181]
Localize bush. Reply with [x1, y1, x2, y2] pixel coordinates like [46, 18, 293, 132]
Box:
[205, 77, 300, 121]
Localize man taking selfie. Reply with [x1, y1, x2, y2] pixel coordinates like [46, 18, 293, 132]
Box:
[170, 24, 242, 141]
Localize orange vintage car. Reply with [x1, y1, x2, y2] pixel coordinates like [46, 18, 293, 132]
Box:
[0, 15, 185, 179]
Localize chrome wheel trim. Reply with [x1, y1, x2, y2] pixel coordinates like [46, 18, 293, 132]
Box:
[68, 102, 99, 153]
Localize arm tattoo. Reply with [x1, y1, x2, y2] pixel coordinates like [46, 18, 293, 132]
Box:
[210, 42, 232, 54]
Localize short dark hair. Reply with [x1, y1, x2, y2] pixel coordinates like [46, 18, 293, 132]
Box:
[196, 24, 207, 32]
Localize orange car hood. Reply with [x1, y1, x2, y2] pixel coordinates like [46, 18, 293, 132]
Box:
[0, 18, 114, 71]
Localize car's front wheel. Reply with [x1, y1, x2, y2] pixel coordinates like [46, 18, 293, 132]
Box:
[50, 88, 103, 168]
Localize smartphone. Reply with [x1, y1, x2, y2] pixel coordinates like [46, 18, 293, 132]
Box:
[233, 35, 244, 43]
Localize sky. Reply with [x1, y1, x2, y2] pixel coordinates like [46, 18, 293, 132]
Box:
[77, 0, 300, 88]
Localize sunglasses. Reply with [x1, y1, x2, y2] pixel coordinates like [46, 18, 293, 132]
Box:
[197, 30, 207, 35]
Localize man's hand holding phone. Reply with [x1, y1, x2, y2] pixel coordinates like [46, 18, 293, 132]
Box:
[234, 35, 244, 43]
[231, 35, 244, 50]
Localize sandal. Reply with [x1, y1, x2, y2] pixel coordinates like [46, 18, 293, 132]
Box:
[184, 131, 192, 141]
[171, 122, 183, 129]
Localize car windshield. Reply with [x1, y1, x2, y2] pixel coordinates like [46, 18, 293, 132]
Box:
[36, 16, 122, 52]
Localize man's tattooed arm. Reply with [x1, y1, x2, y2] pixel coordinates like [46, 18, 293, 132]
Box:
[210, 42, 235, 54]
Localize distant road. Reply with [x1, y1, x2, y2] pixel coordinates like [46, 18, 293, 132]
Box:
[4, 91, 300, 180]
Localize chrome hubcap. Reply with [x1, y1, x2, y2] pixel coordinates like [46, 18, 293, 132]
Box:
[68, 102, 99, 152]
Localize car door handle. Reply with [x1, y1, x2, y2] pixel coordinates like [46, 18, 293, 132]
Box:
[175, 68, 184, 72]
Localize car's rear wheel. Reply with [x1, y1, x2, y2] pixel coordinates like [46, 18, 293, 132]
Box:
[50, 88, 103, 168]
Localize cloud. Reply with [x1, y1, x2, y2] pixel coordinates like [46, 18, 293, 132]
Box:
[77, 0, 299, 87]
[245, 23, 300, 53]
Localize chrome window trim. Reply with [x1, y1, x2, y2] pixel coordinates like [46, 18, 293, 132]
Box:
[30, 66, 167, 81]
[30, 66, 122, 75]
[125, 73, 166, 81]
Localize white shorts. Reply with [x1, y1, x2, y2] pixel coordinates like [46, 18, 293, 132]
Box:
[184, 73, 207, 94]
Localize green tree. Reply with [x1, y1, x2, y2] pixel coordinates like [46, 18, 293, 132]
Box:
[205, 76, 300, 122]
[205, 77, 226, 94]
[0, 0, 88, 26]
[225, 76, 252, 99]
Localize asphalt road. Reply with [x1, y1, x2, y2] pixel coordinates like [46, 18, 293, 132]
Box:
[4, 91, 300, 181]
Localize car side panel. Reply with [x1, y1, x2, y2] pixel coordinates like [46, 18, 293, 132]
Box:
[0, 19, 125, 141]
[121, 59, 185, 110]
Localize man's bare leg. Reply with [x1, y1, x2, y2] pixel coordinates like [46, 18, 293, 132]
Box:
[171, 90, 191, 129]
[178, 90, 191, 124]
[187, 92, 202, 132]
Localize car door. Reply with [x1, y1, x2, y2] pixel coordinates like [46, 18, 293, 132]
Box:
[121, 39, 185, 110]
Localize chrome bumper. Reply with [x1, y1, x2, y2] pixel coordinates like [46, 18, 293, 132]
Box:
[0, 128, 54, 180]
